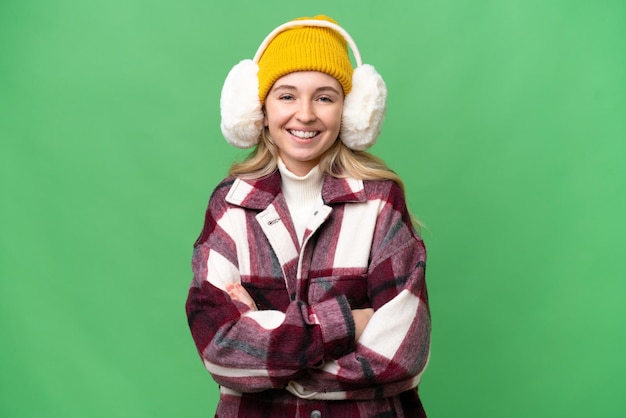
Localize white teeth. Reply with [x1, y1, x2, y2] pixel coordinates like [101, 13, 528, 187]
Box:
[289, 130, 318, 139]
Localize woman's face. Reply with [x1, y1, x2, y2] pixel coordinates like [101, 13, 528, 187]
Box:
[264, 71, 344, 176]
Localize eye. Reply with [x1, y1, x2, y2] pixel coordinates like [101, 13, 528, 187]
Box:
[317, 96, 333, 103]
[279, 94, 295, 101]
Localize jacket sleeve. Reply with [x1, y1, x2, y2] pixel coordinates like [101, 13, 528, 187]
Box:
[185, 190, 357, 393]
[288, 183, 431, 400]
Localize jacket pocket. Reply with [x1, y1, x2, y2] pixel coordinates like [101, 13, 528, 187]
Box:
[307, 273, 370, 309]
[241, 278, 290, 311]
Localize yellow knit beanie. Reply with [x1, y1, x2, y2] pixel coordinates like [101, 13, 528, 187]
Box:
[257, 15, 354, 102]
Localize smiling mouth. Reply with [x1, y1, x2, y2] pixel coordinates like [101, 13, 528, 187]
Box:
[289, 130, 320, 139]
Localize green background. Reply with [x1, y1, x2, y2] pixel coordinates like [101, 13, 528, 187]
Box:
[2, 0, 625, 416]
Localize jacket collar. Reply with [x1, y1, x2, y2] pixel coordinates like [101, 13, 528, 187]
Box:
[226, 170, 367, 210]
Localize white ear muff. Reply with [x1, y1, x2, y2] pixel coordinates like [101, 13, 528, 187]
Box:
[219, 19, 387, 150]
[341, 64, 387, 150]
[219, 59, 264, 149]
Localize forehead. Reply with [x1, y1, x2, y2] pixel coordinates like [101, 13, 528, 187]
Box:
[271, 71, 342, 92]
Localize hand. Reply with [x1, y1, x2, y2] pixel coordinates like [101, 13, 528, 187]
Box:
[226, 283, 257, 311]
[352, 308, 374, 342]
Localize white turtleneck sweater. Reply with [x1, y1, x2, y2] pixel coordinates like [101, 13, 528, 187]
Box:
[277, 159, 324, 244]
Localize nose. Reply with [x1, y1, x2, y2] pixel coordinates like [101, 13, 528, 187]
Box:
[295, 101, 317, 123]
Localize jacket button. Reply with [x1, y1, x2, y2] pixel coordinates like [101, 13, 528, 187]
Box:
[311, 410, 321, 418]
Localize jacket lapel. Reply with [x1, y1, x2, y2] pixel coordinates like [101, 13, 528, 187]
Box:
[224, 170, 368, 299]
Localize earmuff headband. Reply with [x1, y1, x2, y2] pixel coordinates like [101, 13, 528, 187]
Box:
[253, 19, 363, 67]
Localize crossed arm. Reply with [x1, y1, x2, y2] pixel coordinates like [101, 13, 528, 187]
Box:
[227, 283, 374, 342]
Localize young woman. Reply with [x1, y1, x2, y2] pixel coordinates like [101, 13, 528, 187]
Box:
[186, 15, 431, 418]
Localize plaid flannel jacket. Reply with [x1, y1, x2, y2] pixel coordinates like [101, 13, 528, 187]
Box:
[186, 170, 430, 417]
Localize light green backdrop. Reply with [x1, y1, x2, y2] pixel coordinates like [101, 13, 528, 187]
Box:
[1, 0, 625, 417]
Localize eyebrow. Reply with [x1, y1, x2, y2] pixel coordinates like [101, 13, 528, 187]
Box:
[271, 85, 342, 95]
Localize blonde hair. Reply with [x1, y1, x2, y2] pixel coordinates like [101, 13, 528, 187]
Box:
[228, 131, 421, 229]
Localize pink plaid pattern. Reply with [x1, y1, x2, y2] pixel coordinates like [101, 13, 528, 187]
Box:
[186, 171, 430, 417]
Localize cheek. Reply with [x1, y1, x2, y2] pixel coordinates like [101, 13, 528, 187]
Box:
[263, 104, 286, 128]
[327, 109, 343, 131]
